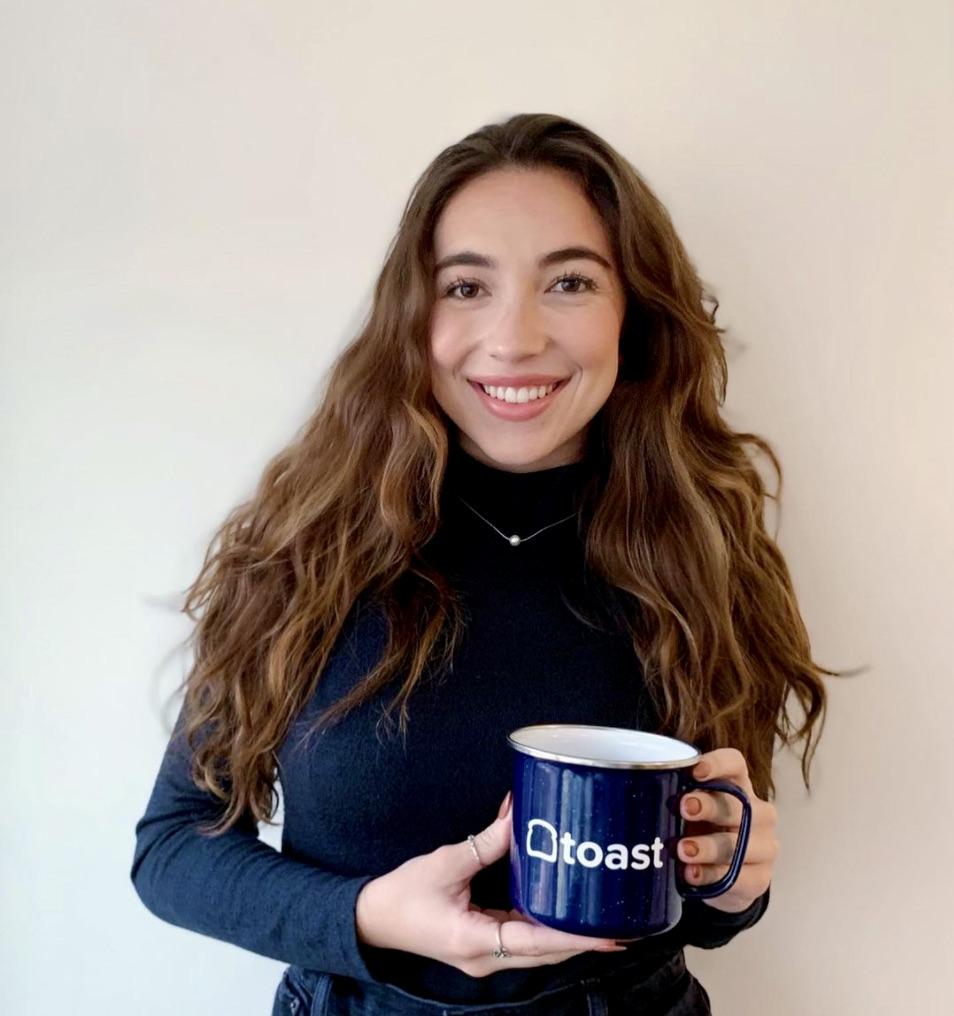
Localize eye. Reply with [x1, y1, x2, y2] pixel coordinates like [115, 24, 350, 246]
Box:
[441, 271, 599, 300]
[552, 271, 598, 294]
[443, 276, 482, 300]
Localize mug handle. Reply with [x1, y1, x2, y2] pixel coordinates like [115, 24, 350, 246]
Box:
[678, 778, 752, 899]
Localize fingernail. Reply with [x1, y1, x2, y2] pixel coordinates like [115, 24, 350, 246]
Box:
[684, 796, 701, 816]
[498, 791, 512, 819]
[681, 840, 698, 858]
[695, 763, 710, 778]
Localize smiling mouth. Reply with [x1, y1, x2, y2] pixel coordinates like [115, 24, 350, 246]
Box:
[469, 378, 569, 403]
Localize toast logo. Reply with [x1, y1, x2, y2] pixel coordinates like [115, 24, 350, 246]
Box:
[525, 819, 665, 871]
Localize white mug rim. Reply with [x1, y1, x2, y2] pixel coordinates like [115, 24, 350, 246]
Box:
[507, 723, 702, 770]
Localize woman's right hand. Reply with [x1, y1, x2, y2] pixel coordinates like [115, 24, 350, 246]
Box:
[354, 791, 628, 978]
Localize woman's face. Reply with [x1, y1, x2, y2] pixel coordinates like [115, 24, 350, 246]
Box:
[429, 166, 628, 473]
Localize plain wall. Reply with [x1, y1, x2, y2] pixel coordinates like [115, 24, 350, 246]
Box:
[2, 2, 952, 1013]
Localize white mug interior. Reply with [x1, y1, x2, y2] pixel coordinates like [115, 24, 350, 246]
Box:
[510, 724, 698, 765]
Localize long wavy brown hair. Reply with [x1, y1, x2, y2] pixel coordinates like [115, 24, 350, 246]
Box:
[168, 112, 860, 836]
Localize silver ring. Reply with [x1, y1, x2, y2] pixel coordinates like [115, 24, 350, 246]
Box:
[492, 923, 512, 959]
[467, 834, 483, 865]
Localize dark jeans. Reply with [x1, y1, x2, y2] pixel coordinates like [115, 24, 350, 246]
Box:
[271, 951, 712, 1015]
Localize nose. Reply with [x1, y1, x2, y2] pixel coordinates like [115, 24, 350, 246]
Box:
[485, 296, 548, 362]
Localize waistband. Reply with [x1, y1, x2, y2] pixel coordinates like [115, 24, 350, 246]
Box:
[290, 949, 687, 1014]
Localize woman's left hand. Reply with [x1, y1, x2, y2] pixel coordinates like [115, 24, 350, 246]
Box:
[677, 747, 778, 913]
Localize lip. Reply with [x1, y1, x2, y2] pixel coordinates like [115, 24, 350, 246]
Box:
[469, 377, 568, 421]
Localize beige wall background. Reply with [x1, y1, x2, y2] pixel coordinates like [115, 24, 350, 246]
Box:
[2, 2, 951, 1013]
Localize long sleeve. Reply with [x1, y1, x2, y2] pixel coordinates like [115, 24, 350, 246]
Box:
[128, 444, 777, 1007]
[129, 703, 379, 982]
[678, 884, 771, 949]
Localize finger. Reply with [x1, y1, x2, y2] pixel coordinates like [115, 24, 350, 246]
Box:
[467, 945, 610, 978]
[472, 907, 512, 923]
[483, 917, 619, 960]
[679, 830, 779, 866]
[538, 948, 617, 963]
[682, 789, 775, 828]
[692, 748, 754, 794]
[444, 806, 512, 885]
[501, 907, 622, 943]
[682, 788, 744, 827]
[504, 908, 539, 924]
[683, 859, 773, 893]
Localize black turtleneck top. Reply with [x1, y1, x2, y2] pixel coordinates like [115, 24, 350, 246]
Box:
[130, 440, 769, 1006]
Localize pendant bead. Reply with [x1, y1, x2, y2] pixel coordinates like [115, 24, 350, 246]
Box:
[456, 495, 576, 548]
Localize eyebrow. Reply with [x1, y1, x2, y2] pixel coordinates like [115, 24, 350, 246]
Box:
[433, 245, 614, 276]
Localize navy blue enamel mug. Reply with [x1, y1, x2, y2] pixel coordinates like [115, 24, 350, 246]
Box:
[506, 724, 752, 939]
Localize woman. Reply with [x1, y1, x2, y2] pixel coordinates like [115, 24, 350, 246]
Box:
[131, 113, 840, 1014]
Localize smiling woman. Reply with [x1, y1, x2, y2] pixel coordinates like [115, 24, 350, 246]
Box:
[130, 112, 852, 1016]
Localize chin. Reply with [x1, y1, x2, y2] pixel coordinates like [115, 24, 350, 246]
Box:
[464, 435, 581, 472]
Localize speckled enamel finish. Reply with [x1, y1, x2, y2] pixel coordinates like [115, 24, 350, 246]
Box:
[507, 724, 752, 939]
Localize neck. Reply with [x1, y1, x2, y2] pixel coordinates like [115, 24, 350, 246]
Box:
[441, 440, 590, 548]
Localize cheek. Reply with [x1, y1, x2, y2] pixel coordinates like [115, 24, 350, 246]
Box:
[570, 334, 622, 384]
[429, 338, 455, 372]
[427, 335, 462, 411]
[565, 306, 622, 362]
[428, 320, 465, 373]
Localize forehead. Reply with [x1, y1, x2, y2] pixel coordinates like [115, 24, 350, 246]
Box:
[433, 167, 612, 260]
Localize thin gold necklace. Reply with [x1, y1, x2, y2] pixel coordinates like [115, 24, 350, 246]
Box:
[457, 497, 577, 547]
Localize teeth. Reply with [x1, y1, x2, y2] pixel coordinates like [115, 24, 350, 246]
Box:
[479, 381, 559, 403]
